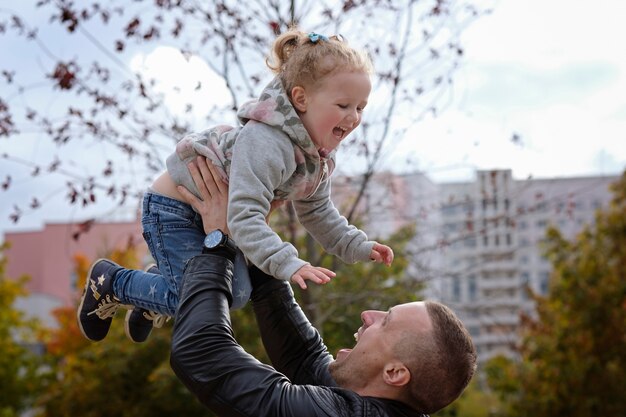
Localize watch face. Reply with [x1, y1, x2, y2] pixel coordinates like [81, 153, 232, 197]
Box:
[204, 230, 224, 249]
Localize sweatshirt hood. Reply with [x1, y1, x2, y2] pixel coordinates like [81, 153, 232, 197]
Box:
[236, 77, 324, 160]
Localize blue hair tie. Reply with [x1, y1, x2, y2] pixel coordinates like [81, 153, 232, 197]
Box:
[308, 32, 329, 43]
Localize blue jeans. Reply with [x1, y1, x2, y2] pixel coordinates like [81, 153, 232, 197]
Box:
[113, 192, 251, 316]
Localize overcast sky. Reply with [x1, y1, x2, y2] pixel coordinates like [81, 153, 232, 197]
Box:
[1, 0, 625, 237]
[392, 0, 626, 181]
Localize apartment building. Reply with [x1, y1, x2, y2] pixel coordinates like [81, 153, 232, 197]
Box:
[435, 170, 618, 360]
[337, 169, 619, 360]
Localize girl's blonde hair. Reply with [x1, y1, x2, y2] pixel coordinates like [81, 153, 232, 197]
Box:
[266, 27, 373, 96]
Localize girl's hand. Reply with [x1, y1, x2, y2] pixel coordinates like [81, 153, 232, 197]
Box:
[177, 157, 230, 234]
[370, 242, 394, 266]
[290, 265, 336, 290]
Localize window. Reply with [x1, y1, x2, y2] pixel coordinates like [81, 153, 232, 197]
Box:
[468, 326, 481, 337]
[468, 275, 477, 301]
[442, 205, 457, 216]
[452, 277, 461, 302]
[520, 272, 530, 300]
[464, 236, 477, 248]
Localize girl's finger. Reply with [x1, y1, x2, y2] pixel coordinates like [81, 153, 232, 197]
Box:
[315, 267, 336, 277]
[370, 252, 382, 263]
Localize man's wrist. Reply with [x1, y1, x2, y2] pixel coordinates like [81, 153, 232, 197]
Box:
[203, 229, 237, 258]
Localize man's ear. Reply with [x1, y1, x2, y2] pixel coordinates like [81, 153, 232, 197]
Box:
[291, 86, 307, 112]
[383, 362, 411, 387]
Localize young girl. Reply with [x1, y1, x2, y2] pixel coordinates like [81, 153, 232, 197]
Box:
[77, 28, 394, 343]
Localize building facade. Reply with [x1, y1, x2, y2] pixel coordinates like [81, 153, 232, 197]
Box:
[435, 170, 617, 360]
[4, 220, 149, 327]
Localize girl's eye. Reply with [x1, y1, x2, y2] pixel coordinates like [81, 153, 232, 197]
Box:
[357, 107, 364, 113]
[338, 104, 348, 109]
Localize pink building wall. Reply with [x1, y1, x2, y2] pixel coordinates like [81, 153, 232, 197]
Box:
[5, 220, 148, 307]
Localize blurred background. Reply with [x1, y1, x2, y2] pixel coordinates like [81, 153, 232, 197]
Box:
[1, 1, 625, 416]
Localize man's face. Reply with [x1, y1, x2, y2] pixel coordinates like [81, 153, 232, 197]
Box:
[328, 301, 432, 391]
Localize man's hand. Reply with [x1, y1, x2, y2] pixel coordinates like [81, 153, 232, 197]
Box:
[177, 156, 230, 234]
[290, 265, 336, 290]
[370, 242, 394, 267]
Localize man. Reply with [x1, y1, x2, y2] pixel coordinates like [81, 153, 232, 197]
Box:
[170, 157, 477, 416]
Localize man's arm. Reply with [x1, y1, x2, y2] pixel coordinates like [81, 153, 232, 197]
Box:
[250, 266, 337, 386]
[171, 157, 342, 417]
[170, 255, 342, 417]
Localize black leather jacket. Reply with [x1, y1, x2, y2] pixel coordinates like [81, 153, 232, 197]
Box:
[170, 254, 425, 417]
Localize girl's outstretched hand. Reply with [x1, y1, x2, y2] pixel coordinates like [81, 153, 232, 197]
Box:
[370, 242, 394, 266]
[290, 265, 336, 290]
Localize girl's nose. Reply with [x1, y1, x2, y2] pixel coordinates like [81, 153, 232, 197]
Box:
[347, 109, 358, 123]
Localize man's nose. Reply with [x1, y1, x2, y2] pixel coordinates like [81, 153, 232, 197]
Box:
[361, 310, 384, 326]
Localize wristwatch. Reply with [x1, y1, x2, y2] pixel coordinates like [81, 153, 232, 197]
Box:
[203, 229, 237, 257]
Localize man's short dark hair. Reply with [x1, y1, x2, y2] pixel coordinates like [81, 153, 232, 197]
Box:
[396, 301, 477, 413]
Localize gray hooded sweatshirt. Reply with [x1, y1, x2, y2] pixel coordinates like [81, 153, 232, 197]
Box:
[166, 77, 374, 281]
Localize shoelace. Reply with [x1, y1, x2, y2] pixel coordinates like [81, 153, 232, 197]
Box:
[87, 294, 120, 319]
[143, 310, 171, 328]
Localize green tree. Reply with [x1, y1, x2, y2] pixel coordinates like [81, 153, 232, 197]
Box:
[311, 224, 420, 352]
[0, 243, 47, 417]
[487, 170, 626, 416]
[434, 377, 503, 417]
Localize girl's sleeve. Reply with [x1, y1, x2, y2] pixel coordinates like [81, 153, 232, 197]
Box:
[227, 125, 309, 282]
[293, 178, 374, 264]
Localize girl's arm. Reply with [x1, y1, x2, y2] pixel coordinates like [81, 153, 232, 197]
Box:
[293, 178, 375, 264]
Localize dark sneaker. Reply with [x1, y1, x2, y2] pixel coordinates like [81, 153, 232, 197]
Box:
[124, 264, 170, 343]
[77, 258, 122, 342]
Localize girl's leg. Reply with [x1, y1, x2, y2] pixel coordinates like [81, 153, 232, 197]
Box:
[113, 192, 204, 316]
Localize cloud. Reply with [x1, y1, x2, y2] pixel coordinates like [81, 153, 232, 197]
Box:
[129, 46, 232, 126]
[464, 61, 619, 113]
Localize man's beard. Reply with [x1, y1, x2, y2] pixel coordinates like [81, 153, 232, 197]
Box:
[328, 358, 365, 390]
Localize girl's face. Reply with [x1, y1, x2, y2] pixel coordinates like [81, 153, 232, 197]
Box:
[292, 70, 371, 155]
